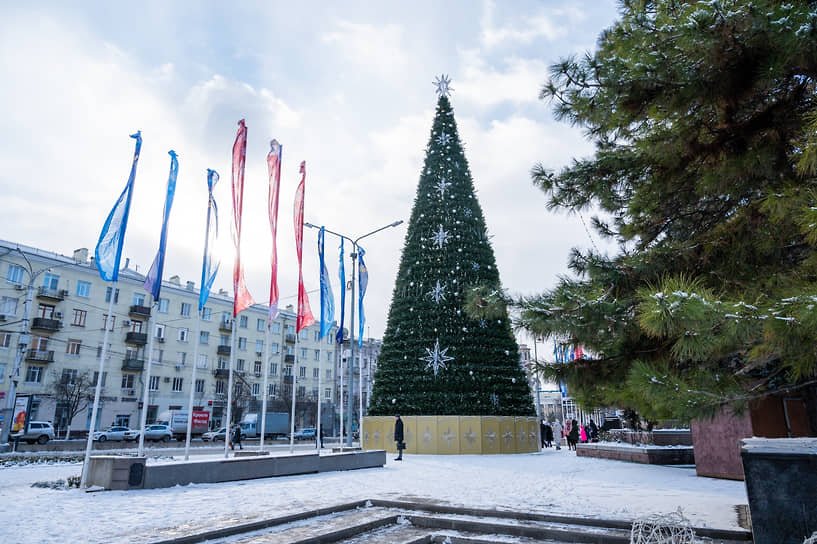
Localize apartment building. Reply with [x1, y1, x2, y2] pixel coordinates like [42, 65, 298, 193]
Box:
[0, 239, 339, 435]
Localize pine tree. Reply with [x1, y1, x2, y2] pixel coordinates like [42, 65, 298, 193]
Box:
[369, 79, 535, 417]
[519, 1, 817, 427]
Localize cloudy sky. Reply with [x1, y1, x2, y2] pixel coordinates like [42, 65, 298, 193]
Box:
[0, 1, 621, 349]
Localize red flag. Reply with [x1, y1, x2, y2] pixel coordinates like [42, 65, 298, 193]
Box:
[267, 140, 282, 320]
[231, 119, 254, 317]
[294, 161, 315, 332]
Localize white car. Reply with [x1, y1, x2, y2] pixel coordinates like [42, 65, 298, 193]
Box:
[202, 427, 228, 442]
[12, 421, 55, 444]
[93, 426, 139, 442]
[143, 424, 174, 442]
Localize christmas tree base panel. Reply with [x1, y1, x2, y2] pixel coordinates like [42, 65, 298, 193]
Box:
[362, 416, 539, 454]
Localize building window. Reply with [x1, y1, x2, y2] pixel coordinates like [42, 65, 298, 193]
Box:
[43, 273, 59, 290]
[151, 348, 164, 363]
[121, 374, 135, 389]
[257, 318, 265, 332]
[324, 388, 331, 400]
[215, 380, 225, 394]
[155, 323, 166, 340]
[314, 349, 320, 361]
[200, 331, 209, 344]
[102, 314, 116, 331]
[76, 281, 91, 297]
[236, 359, 245, 371]
[66, 339, 81, 356]
[72, 309, 86, 327]
[201, 307, 211, 321]
[219, 334, 230, 346]
[198, 354, 208, 369]
[221, 312, 230, 325]
[178, 328, 188, 342]
[0, 333, 11, 349]
[25, 365, 43, 383]
[254, 361, 262, 374]
[271, 342, 279, 354]
[158, 298, 169, 313]
[172, 377, 183, 392]
[326, 369, 332, 380]
[299, 366, 306, 378]
[37, 304, 54, 319]
[252, 383, 260, 396]
[177, 352, 187, 365]
[133, 293, 146, 306]
[313, 368, 319, 378]
[272, 322, 281, 334]
[269, 363, 278, 375]
[0, 296, 18, 316]
[297, 386, 306, 398]
[180, 302, 191, 317]
[217, 357, 228, 370]
[238, 337, 247, 350]
[93, 371, 107, 386]
[300, 348, 308, 358]
[300, 329, 308, 340]
[255, 340, 264, 353]
[286, 324, 295, 335]
[327, 351, 333, 362]
[105, 287, 119, 303]
[60, 368, 78, 385]
[268, 383, 277, 397]
[149, 376, 160, 391]
[6, 264, 24, 284]
[314, 330, 320, 342]
[283, 365, 292, 376]
[286, 345, 294, 356]
[131, 320, 143, 333]
[195, 379, 205, 393]
[239, 315, 248, 328]
[312, 387, 319, 399]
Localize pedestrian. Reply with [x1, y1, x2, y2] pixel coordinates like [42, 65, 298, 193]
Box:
[319, 426, 325, 449]
[540, 419, 547, 448]
[552, 420, 562, 450]
[231, 424, 243, 451]
[567, 419, 579, 451]
[394, 414, 405, 461]
[580, 423, 588, 443]
[588, 419, 599, 442]
[544, 422, 554, 448]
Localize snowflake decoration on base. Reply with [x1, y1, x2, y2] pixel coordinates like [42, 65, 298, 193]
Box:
[421, 338, 454, 376]
[630, 508, 696, 544]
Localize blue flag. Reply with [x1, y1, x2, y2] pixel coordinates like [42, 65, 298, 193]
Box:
[95, 131, 142, 282]
[336, 239, 345, 345]
[358, 246, 368, 347]
[318, 227, 335, 339]
[144, 150, 179, 300]
[199, 169, 220, 311]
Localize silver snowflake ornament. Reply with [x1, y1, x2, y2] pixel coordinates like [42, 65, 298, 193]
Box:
[427, 280, 447, 304]
[435, 177, 451, 198]
[434, 74, 453, 97]
[436, 130, 452, 146]
[421, 338, 454, 376]
[432, 225, 451, 249]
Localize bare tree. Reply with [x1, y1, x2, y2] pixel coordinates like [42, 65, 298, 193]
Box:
[51, 369, 94, 439]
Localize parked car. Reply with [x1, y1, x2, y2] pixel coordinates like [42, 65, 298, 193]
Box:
[202, 427, 228, 442]
[11, 421, 55, 444]
[293, 428, 316, 441]
[93, 426, 139, 442]
[143, 424, 173, 442]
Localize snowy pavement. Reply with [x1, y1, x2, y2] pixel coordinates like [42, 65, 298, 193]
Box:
[0, 447, 748, 544]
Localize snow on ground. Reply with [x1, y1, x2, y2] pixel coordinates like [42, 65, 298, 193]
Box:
[0, 447, 747, 544]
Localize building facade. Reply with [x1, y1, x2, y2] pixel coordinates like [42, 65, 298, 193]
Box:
[0, 239, 347, 436]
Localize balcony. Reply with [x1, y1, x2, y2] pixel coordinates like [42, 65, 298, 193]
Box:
[284, 354, 295, 364]
[285, 333, 296, 344]
[129, 304, 151, 318]
[37, 286, 68, 301]
[283, 375, 293, 384]
[125, 331, 148, 345]
[219, 320, 232, 332]
[217, 345, 231, 356]
[25, 349, 54, 363]
[122, 358, 145, 371]
[213, 368, 230, 378]
[31, 317, 62, 332]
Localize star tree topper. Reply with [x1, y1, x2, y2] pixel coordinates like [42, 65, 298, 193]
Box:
[434, 74, 453, 97]
[421, 338, 455, 376]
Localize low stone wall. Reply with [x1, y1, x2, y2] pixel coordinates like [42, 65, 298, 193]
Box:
[362, 416, 539, 455]
[603, 429, 692, 446]
[86, 449, 387, 490]
[576, 443, 695, 465]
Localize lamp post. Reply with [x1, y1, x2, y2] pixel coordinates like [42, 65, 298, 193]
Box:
[305, 220, 402, 447]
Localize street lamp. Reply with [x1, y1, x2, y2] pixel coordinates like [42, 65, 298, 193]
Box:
[305, 220, 402, 447]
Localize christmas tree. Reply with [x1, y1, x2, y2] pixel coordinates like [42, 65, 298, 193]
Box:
[369, 76, 535, 417]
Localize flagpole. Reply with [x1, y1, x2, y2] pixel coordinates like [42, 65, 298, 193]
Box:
[80, 293, 116, 488]
[260, 323, 271, 452]
[224, 318, 237, 458]
[290, 334, 298, 453]
[137, 305, 157, 457]
[184, 310, 203, 460]
[339, 344, 344, 449]
[317, 341, 322, 451]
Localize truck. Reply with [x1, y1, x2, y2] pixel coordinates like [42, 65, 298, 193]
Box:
[240, 412, 289, 439]
[157, 410, 210, 441]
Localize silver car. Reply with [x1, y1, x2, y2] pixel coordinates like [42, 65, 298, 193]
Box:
[143, 424, 173, 442]
[93, 426, 139, 442]
[12, 421, 55, 444]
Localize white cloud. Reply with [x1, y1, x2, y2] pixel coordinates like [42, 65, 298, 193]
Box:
[322, 20, 410, 78]
[479, 0, 580, 48]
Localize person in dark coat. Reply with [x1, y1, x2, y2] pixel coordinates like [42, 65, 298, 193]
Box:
[567, 419, 579, 451]
[394, 415, 405, 461]
[540, 419, 547, 448]
[588, 419, 599, 442]
[544, 423, 554, 448]
[231, 424, 243, 450]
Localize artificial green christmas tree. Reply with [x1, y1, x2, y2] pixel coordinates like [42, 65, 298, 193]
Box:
[369, 76, 535, 417]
